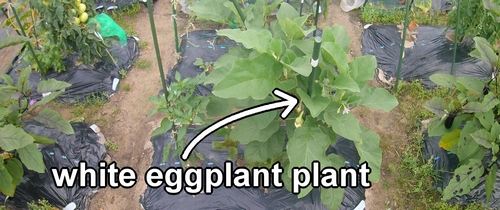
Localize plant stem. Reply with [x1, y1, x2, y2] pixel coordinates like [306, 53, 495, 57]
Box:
[312, 0, 320, 37]
[231, 0, 245, 24]
[147, 0, 169, 103]
[8, 1, 46, 79]
[172, 0, 179, 54]
[450, 0, 461, 76]
[393, 0, 411, 93]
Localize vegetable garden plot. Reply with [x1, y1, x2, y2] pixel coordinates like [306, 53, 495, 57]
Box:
[0, 121, 107, 209]
[139, 126, 366, 210]
[366, 0, 453, 12]
[180, 0, 321, 15]
[422, 131, 500, 209]
[6, 37, 140, 104]
[361, 25, 493, 86]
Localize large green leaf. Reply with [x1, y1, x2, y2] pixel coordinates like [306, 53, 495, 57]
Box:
[482, 92, 500, 111]
[276, 2, 300, 20]
[470, 129, 493, 149]
[456, 77, 485, 95]
[429, 74, 456, 88]
[34, 89, 64, 107]
[0, 168, 14, 197]
[205, 47, 252, 86]
[321, 42, 349, 73]
[486, 163, 498, 202]
[455, 122, 483, 163]
[442, 159, 484, 201]
[356, 126, 382, 182]
[428, 115, 465, 137]
[5, 158, 23, 186]
[423, 97, 447, 117]
[217, 29, 272, 53]
[348, 56, 377, 88]
[324, 103, 362, 141]
[0, 35, 31, 50]
[244, 128, 285, 165]
[230, 111, 279, 144]
[296, 89, 330, 118]
[269, 36, 283, 59]
[37, 79, 71, 93]
[287, 119, 332, 198]
[278, 18, 305, 40]
[18, 144, 45, 173]
[34, 108, 74, 135]
[212, 53, 282, 100]
[189, 0, 236, 24]
[0, 124, 35, 151]
[151, 118, 173, 137]
[359, 87, 398, 112]
[283, 56, 312, 77]
[29, 133, 56, 145]
[331, 73, 360, 92]
[463, 102, 487, 113]
[469, 37, 498, 67]
[321, 25, 351, 53]
[321, 187, 345, 210]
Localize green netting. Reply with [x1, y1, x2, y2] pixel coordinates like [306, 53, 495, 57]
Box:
[88, 14, 127, 46]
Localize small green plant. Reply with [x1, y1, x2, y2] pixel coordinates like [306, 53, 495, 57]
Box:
[119, 69, 127, 78]
[149, 72, 210, 165]
[27, 199, 56, 210]
[193, 58, 214, 72]
[423, 35, 499, 202]
[135, 59, 151, 69]
[360, 4, 449, 26]
[138, 40, 149, 50]
[122, 84, 131, 91]
[105, 140, 119, 152]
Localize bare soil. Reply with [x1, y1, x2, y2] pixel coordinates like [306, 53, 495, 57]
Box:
[58, 1, 411, 209]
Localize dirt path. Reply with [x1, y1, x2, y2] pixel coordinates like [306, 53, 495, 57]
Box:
[86, 1, 404, 209]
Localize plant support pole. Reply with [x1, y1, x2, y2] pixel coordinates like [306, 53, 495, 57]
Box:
[312, 0, 320, 37]
[8, 1, 46, 79]
[231, 0, 245, 23]
[307, 37, 322, 96]
[147, 0, 169, 102]
[393, 0, 411, 92]
[450, 0, 461, 76]
[299, 0, 304, 16]
[172, 0, 179, 53]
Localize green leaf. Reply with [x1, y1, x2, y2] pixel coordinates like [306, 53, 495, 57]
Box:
[151, 118, 173, 137]
[230, 111, 279, 144]
[5, 158, 23, 186]
[1, 74, 14, 86]
[205, 47, 252, 86]
[321, 25, 351, 53]
[189, 0, 236, 24]
[17, 67, 31, 93]
[356, 126, 382, 182]
[269, 36, 283, 59]
[0, 35, 31, 50]
[0, 168, 14, 197]
[321, 187, 345, 210]
[470, 129, 493, 149]
[442, 159, 484, 201]
[212, 53, 282, 100]
[428, 115, 465, 137]
[423, 97, 447, 117]
[34, 89, 64, 107]
[278, 18, 305, 40]
[348, 56, 377, 88]
[290, 39, 314, 56]
[18, 144, 45, 173]
[455, 122, 483, 163]
[29, 133, 56, 144]
[162, 143, 172, 163]
[476, 109, 494, 130]
[482, 92, 500, 111]
[276, 3, 299, 20]
[485, 163, 497, 202]
[34, 109, 74, 135]
[244, 128, 285, 165]
[283, 56, 311, 77]
[456, 77, 485, 95]
[469, 37, 498, 67]
[324, 103, 362, 141]
[491, 122, 500, 142]
[429, 74, 456, 88]
[463, 102, 487, 113]
[321, 42, 349, 73]
[296, 89, 330, 118]
[439, 129, 461, 151]
[359, 87, 398, 112]
[0, 124, 35, 151]
[37, 79, 71, 93]
[287, 119, 332, 198]
[217, 29, 272, 53]
[331, 73, 360, 92]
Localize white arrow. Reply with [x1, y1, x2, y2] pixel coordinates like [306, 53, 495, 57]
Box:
[181, 88, 298, 161]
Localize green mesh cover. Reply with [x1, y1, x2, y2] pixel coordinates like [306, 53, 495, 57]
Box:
[89, 14, 127, 46]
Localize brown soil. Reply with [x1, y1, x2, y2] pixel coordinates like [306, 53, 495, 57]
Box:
[54, 1, 410, 209]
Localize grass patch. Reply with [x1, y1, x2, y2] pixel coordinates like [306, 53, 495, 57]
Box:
[360, 5, 449, 26]
[105, 140, 119, 152]
[69, 94, 108, 121]
[138, 40, 149, 50]
[27, 199, 56, 210]
[108, 3, 141, 36]
[122, 84, 131, 91]
[135, 59, 152, 69]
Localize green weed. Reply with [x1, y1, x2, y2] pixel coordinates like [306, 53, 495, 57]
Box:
[360, 5, 449, 26]
[27, 199, 56, 210]
[138, 40, 149, 50]
[135, 59, 152, 69]
[119, 69, 127, 78]
[122, 84, 131, 91]
[105, 140, 119, 152]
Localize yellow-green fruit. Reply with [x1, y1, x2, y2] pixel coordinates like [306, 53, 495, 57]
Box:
[76, 0, 81, 4]
[79, 12, 88, 23]
[74, 17, 80, 24]
[71, 9, 76, 14]
[78, 3, 86, 14]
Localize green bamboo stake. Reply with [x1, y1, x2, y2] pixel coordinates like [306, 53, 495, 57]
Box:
[299, 0, 304, 16]
[172, 0, 179, 54]
[307, 36, 322, 96]
[393, 0, 411, 93]
[231, 0, 245, 23]
[147, 0, 169, 102]
[8, 1, 46, 79]
[312, 0, 320, 37]
[450, 0, 461, 76]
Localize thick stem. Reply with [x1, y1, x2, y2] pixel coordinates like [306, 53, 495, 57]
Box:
[312, 0, 320, 37]
[304, 37, 322, 116]
[147, 0, 169, 103]
[393, 0, 411, 92]
[231, 0, 245, 24]
[450, 0, 461, 76]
